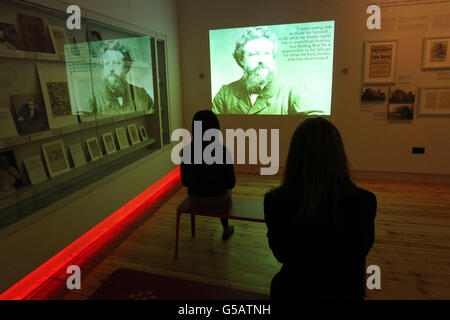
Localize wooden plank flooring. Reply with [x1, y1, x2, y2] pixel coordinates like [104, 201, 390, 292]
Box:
[64, 174, 450, 300]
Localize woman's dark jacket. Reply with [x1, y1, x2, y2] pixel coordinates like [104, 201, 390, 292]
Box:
[264, 183, 377, 299]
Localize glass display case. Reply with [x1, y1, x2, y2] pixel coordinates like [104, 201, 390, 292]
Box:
[0, 0, 171, 230]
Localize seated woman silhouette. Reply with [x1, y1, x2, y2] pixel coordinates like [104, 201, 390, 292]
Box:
[180, 110, 236, 239]
[264, 117, 377, 299]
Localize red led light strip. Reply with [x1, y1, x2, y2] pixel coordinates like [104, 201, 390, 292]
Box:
[0, 166, 181, 300]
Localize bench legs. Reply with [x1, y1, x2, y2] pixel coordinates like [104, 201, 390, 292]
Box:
[175, 212, 196, 259]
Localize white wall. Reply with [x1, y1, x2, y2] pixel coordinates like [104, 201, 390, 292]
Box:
[0, 0, 182, 293]
[177, 0, 450, 178]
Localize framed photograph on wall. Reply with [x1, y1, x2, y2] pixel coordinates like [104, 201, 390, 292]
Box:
[419, 86, 450, 115]
[102, 132, 117, 155]
[387, 85, 416, 120]
[363, 40, 398, 84]
[115, 127, 129, 150]
[139, 126, 148, 141]
[422, 36, 450, 69]
[127, 124, 140, 145]
[389, 85, 416, 104]
[86, 137, 101, 161]
[41, 140, 71, 177]
[360, 86, 388, 102]
[388, 104, 414, 120]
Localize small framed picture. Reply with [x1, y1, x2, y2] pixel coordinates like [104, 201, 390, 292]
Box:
[102, 132, 117, 155]
[363, 40, 398, 84]
[86, 137, 101, 161]
[23, 155, 47, 185]
[387, 85, 416, 120]
[422, 36, 450, 69]
[127, 124, 140, 145]
[115, 127, 129, 149]
[360, 86, 388, 102]
[388, 104, 414, 120]
[139, 126, 148, 141]
[418, 86, 450, 115]
[36, 64, 78, 129]
[41, 139, 71, 177]
[389, 85, 416, 104]
[68, 142, 87, 168]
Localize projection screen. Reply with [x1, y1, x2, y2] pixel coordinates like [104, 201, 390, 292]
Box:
[210, 21, 335, 115]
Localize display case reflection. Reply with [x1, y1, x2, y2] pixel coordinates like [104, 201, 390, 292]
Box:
[65, 36, 155, 117]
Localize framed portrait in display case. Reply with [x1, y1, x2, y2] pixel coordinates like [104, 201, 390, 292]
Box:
[23, 155, 48, 185]
[41, 139, 71, 177]
[127, 124, 140, 145]
[363, 40, 398, 84]
[36, 63, 78, 129]
[86, 137, 101, 161]
[115, 127, 130, 150]
[17, 13, 53, 53]
[102, 132, 117, 155]
[10, 93, 49, 134]
[68, 143, 87, 168]
[422, 36, 450, 69]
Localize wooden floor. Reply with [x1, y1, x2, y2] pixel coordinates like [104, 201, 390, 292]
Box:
[64, 174, 450, 300]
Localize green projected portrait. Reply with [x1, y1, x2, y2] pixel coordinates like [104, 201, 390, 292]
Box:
[210, 21, 335, 115]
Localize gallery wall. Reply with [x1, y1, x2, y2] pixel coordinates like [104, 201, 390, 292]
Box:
[0, 0, 182, 292]
[177, 0, 450, 179]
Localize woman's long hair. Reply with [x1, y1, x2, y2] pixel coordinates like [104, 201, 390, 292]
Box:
[281, 117, 352, 223]
[192, 110, 220, 135]
[190, 110, 221, 163]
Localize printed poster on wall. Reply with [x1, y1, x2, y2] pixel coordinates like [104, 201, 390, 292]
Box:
[363, 40, 397, 84]
[369, 44, 393, 78]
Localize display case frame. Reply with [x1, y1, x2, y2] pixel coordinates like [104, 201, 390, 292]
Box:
[0, 0, 172, 230]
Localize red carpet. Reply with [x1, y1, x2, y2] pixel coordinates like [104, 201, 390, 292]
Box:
[90, 268, 269, 300]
